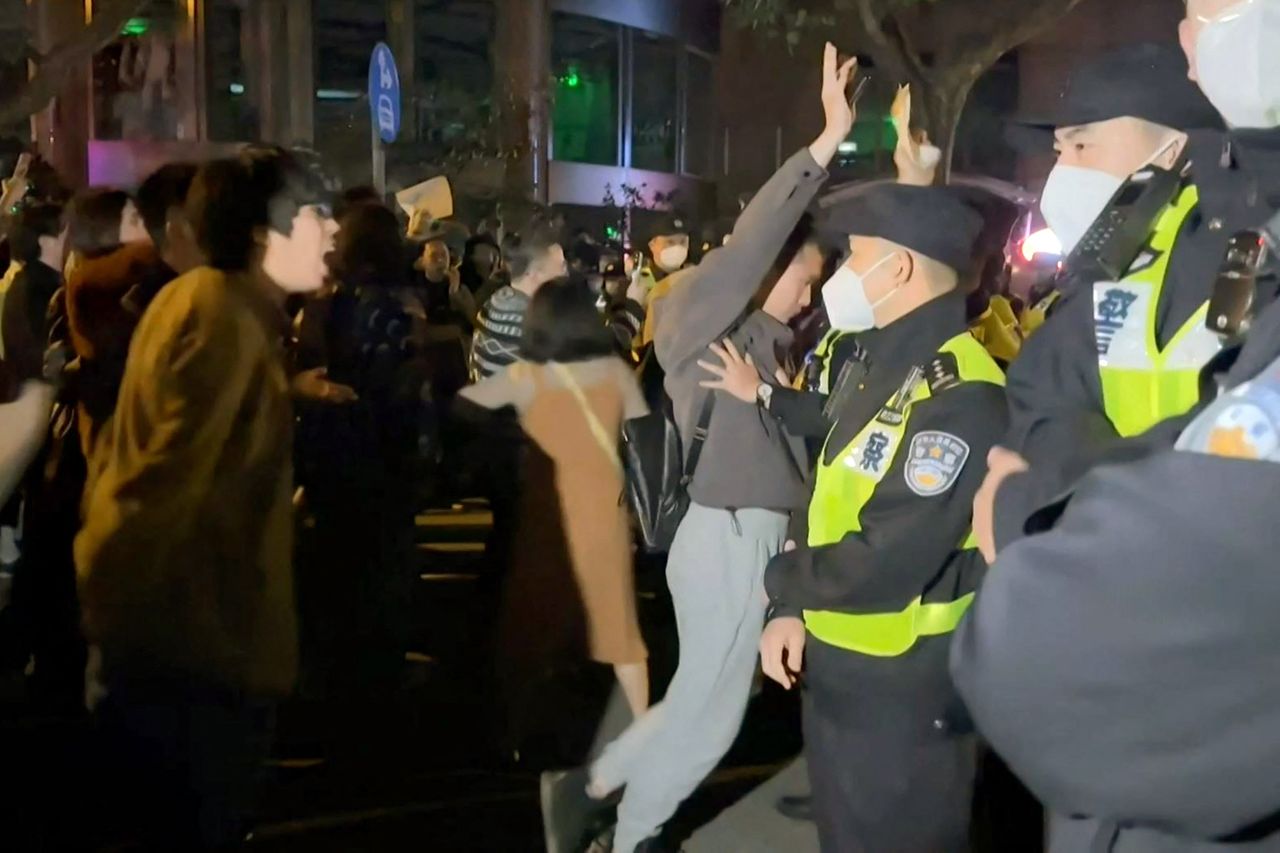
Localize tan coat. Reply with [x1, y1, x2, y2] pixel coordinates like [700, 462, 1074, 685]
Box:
[76, 267, 298, 697]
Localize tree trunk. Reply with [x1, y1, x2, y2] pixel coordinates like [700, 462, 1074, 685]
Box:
[493, 0, 550, 203]
[0, 0, 148, 130]
[916, 73, 979, 185]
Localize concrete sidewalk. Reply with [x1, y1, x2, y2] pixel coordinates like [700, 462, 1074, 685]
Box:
[685, 756, 819, 853]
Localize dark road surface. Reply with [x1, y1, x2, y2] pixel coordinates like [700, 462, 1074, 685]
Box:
[3, 500, 1038, 852]
[249, 502, 803, 852]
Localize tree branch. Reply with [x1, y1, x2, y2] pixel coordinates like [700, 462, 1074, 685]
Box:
[947, 0, 1087, 77]
[0, 0, 149, 129]
[882, 14, 929, 85]
[849, 0, 928, 88]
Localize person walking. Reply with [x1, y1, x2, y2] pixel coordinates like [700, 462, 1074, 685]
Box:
[460, 279, 650, 736]
[566, 44, 856, 853]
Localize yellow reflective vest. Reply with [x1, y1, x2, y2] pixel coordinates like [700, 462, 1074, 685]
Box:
[807, 328, 854, 393]
[803, 331, 1005, 657]
[1095, 185, 1222, 437]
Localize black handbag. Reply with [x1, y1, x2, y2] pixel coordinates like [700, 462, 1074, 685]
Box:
[620, 391, 715, 554]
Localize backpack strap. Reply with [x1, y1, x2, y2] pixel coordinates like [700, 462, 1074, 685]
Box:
[681, 392, 716, 486]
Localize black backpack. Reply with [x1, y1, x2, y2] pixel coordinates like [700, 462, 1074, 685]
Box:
[620, 384, 714, 555]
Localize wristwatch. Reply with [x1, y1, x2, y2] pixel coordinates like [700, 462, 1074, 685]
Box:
[756, 382, 774, 410]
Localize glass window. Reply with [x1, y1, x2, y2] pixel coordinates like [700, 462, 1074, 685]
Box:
[205, 0, 256, 142]
[684, 52, 714, 176]
[90, 1, 179, 140]
[630, 31, 678, 173]
[551, 13, 620, 167]
[415, 0, 496, 155]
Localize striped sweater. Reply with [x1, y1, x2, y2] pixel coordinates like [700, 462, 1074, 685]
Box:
[471, 285, 531, 379]
[470, 284, 647, 380]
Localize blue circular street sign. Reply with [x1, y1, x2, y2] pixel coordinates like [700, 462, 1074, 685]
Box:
[369, 41, 401, 144]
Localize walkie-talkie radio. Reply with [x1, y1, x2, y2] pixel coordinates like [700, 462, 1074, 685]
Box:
[1206, 231, 1268, 339]
[1064, 161, 1189, 283]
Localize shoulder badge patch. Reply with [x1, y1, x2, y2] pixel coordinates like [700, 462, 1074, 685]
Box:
[1178, 382, 1280, 462]
[904, 431, 970, 497]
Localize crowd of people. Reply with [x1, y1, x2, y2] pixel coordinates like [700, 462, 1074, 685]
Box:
[1, 0, 1280, 850]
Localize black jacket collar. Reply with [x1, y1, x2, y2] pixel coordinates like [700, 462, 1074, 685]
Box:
[858, 289, 969, 373]
[1189, 128, 1280, 231]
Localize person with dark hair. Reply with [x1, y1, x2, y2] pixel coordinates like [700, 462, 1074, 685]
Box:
[471, 209, 567, 379]
[417, 236, 456, 316]
[0, 200, 71, 718]
[1, 202, 66, 392]
[460, 278, 649, 754]
[460, 232, 504, 297]
[64, 188, 148, 277]
[569, 46, 855, 853]
[67, 162, 203, 464]
[293, 201, 431, 702]
[333, 185, 383, 221]
[76, 148, 338, 850]
[133, 162, 201, 259]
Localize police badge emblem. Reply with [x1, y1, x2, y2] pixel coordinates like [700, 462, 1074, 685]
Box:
[1177, 357, 1280, 462]
[904, 431, 970, 497]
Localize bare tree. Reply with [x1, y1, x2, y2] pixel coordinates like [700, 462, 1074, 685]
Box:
[724, 0, 1087, 180]
[0, 0, 149, 131]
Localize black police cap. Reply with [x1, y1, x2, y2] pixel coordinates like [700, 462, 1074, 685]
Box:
[649, 210, 689, 240]
[1015, 43, 1222, 134]
[821, 184, 984, 275]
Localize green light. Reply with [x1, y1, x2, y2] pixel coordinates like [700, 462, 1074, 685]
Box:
[605, 225, 621, 240]
[563, 67, 581, 88]
[121, 17, 150, 36]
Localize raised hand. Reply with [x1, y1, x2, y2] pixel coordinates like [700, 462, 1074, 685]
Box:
[810, 43, 859, 167]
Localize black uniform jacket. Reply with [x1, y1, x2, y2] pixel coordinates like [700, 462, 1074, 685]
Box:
[997, 128, 1280, 550]
[768, 331, 865, 440]
[952, 289, 1280, 852]
[766, 291, 1008, 619]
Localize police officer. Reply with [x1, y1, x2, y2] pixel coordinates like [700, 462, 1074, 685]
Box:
[644, 212, 691, 280]
[633, 213, 692, 355]
[992, 43, 1229, 541]
[757, 184, 1008, 852]
[987, 2, 1280, 547]
[953, 240, 1280, 853]
[956, 3, 1280, 848]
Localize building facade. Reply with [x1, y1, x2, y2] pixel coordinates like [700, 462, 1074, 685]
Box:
[24, 0, 720, 221]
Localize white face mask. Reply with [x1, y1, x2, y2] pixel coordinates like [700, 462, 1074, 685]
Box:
[1039, 165, 1124, 256]
[822, 254, 896, 332]
[657, 244, 688, 272]
[1040, 134, 1183, 255]
[1196, 0, 1280, 129]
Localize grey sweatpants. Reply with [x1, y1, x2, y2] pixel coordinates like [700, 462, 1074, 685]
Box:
[591, 503, 788, 853]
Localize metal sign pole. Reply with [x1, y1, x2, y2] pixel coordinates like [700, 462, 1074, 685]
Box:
[372, 123, 387, 198]
[368, 41, 400, 202]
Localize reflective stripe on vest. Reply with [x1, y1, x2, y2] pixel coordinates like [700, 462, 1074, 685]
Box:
[1095, 186, 1222, 438]
[812, 329, 851, 394]
[803, 331, 1005, 657]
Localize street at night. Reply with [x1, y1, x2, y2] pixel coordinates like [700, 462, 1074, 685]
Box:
[254, 504, 803, 851]
[4, 0, 1280, 851]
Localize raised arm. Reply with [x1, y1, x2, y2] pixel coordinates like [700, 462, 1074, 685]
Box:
[655, 44, 858, 372]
